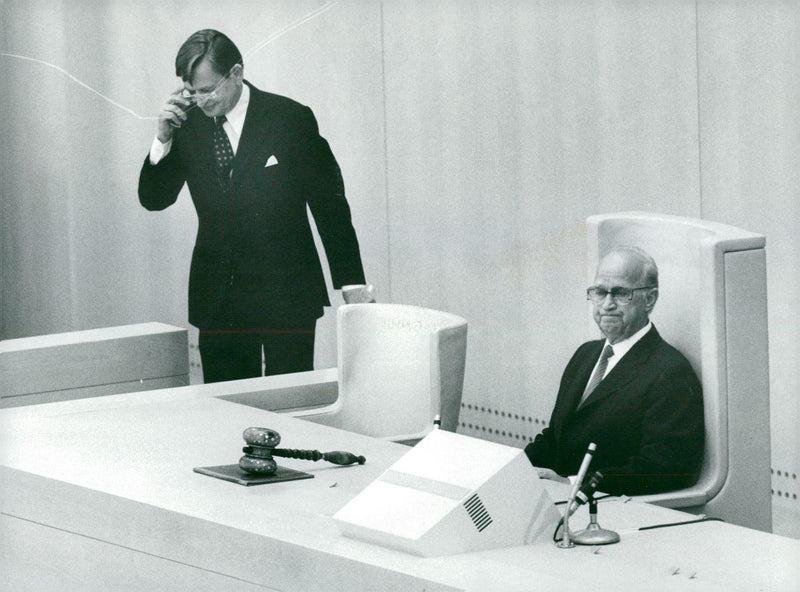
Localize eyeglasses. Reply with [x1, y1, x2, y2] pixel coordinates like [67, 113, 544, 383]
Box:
[181, 65, 238, 105]
[586, 286, 656, 305]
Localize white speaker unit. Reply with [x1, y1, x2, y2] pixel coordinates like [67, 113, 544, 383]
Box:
[333, 430, 559, 556]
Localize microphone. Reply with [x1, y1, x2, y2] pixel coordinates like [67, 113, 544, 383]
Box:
[567, 442, 596, 502]
[570, 468, 620, 545]
[566, 471, 603, 517]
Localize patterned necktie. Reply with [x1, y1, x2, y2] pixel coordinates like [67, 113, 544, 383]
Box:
[579, 344, 614, 408]
[212, 116, 234, 192]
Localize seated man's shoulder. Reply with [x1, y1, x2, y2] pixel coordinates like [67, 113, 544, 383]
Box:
[648, 336, 702, 388]
[651, 333, 694, 366]
[570, 338, 605, 360]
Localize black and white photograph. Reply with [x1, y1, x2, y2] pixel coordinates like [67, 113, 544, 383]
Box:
[1, 1, 798, 590]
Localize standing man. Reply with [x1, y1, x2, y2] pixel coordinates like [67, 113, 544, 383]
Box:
[525, 247, 704, 495]
[139, 29, 368, 383]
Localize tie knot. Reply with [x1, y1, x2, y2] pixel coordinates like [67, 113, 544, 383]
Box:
[601, 344, 614, 360]
[214, 115, 227, 128]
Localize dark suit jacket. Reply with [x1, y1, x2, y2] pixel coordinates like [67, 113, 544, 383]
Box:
[138, 82, 365, 329]
[525, 326, 704, 495]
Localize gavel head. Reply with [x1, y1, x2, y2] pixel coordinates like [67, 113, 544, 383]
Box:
[243, 426, 280, 447]
[239, 427, 281, 475]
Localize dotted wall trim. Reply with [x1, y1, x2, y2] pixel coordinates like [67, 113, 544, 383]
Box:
[771, 468, 798, 502]
[458, 401, 549, 447]
[189, 337, 203, 384]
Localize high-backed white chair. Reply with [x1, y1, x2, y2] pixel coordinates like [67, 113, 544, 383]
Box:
[587, 212, 771, 532]
[287, 304, 468, 443]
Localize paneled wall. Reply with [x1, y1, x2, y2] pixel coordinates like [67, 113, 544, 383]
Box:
[382, 0, 702, 437]
[2, 0, 797, 536]
[0, 0, 390, 370]
[694, 0, 800, 535]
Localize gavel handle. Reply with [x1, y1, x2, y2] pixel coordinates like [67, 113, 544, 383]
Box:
[242, 446, 366, 466]
[274, 448, 366, 466]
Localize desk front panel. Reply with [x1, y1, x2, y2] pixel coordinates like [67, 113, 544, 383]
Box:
[1, 391, 797, 592]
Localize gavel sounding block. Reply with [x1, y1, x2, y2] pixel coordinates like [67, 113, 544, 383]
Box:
[193, 464, 314, 486]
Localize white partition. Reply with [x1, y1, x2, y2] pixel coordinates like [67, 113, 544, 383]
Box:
[0, 322, 189, 407]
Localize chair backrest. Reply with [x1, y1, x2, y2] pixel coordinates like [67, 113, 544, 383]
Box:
[587, 212, 771, 532]
[331, 303, 468, 441]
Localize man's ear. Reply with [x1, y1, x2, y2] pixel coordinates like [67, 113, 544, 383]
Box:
[645, 287, 659, 313]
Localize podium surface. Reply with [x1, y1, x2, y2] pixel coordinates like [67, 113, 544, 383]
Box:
[1, 382, 797, 592]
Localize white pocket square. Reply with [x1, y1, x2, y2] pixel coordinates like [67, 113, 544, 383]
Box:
[265, 155, 279, 167]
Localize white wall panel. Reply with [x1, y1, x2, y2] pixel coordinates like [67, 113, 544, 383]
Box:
[381, 0, 701, 433]
[696, 0, 800, 538]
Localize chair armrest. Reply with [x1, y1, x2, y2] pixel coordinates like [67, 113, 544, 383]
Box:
[635, 485, 712, 509]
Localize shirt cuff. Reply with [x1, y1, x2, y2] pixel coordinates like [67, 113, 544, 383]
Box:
[149, 136, 172, 164]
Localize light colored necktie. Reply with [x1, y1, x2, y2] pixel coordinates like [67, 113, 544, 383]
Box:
[212, 116, 234, 192]
[579, 344, 614, 408]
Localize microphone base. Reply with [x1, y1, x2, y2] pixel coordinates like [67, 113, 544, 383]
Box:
[571, 523, 620, 546]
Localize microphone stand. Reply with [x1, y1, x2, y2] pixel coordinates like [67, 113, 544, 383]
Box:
[556, 442, 595, 549]
[571, 497, 620, 545]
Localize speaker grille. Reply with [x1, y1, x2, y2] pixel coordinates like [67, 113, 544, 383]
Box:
[463, 493, 493, 532]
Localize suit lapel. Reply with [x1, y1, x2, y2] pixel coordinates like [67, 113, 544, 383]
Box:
[563, 341, 604, 415]
[575, 327, 661, 412]
[185, 112, 218, 180]
[230, 84, 275, 188]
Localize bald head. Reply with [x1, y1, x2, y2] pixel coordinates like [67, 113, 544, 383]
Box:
[601, 247, 658, 287]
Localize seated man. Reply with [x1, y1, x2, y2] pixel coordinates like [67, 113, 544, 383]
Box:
[525, 246, 704, 495]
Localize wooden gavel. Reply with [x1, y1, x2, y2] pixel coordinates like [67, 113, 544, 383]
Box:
[238, 427, 366, 475]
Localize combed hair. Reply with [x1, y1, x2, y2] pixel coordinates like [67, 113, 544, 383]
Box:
[175, 29, 242, 80]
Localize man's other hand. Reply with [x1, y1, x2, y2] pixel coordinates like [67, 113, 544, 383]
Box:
[535, 467, 570, 484]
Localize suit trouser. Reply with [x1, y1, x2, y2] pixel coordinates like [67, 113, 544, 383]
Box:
[198, 322, 316, 383]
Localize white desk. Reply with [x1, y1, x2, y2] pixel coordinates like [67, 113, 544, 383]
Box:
[1, 382, 796, 592]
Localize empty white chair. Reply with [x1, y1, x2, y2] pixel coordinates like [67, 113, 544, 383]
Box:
[587, 211, 771, 532]
[288, 303, 468, 443]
